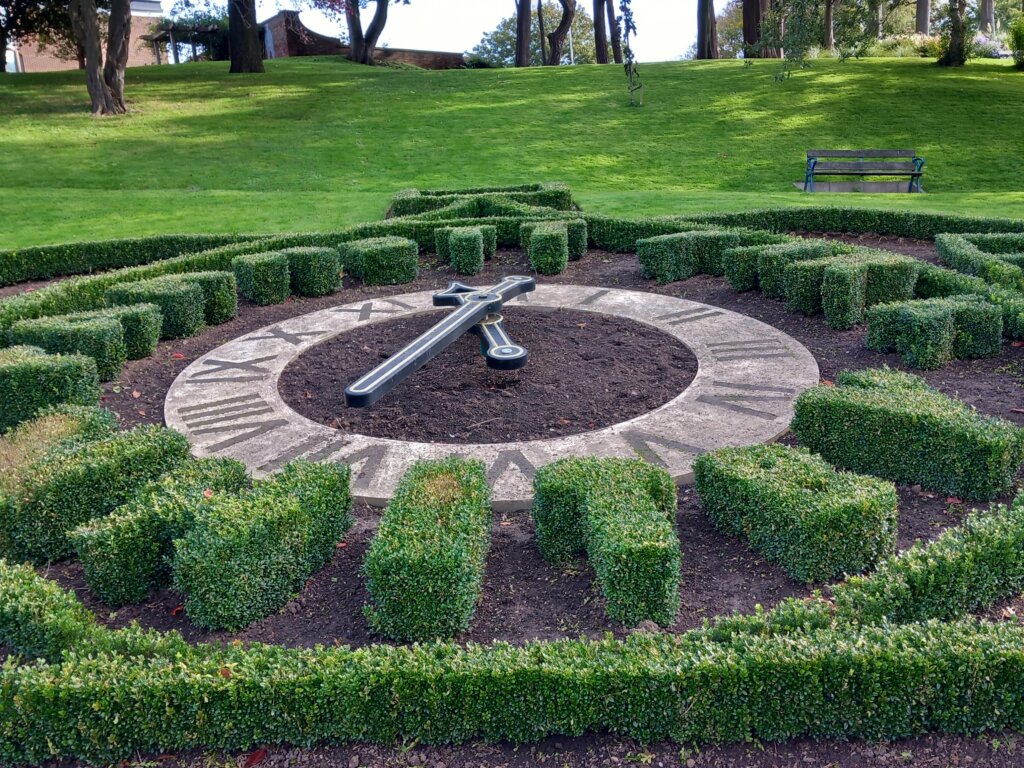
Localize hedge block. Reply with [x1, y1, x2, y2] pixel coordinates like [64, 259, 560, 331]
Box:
[637, 230, 743, 283]
[232, 252, 290, 305]
[338, 236, 419, 286]
[792, 368, 1024, 500]
[0, 425, 190, 564]
[105, 277, 205, 339]
[936, 234, 1024, 293]
[448, 227, 485, 276]
[533, 457, 680, 626]
[364, 458, 491, 641]
[179, 271, 238, 324]
[8, 315, 125, 382]
[866, 297, 1003, 369]
[694, 445, 898, 583]
[523, 219, 586, 261]
[756, 240, 851, 299]
[70, 458, 250, 607]
[68, 303, 163, 360]
[173, 461, 352, 631]
[526, 221, 570, 275]
[282, 246, 342, 297]
[0, 346, 100, 433]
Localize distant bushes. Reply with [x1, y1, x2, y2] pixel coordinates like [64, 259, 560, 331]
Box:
[0, 346, 100, 433]
[388, 182, 574, 217]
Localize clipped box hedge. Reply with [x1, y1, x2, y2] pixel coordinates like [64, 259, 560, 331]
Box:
[866, 296, 1003, 369]
[936, 233, 1024, 293]
[0, 346, 100, 433]
[364, 458, 491, 641]
[281, 246, 342, 297]
[448, 227, 485, 276]
[793, 368, 1024, 500]
[65, 303, 162, 360]
[8, 314, 125, 381]
[755, 240, 853, 299]
[533, 457, 680, 626]
[388, 182, 574, 218]
[232, 252, 291, 305]
[0, 405, 117, 483]
[178, 270, 238, 324]
[636, 229, 786, 285]
[833, 492, 1024, 624]
[526, 220, 570, 275]
[338, 236, 419, 285]
[173, 460, 352, 631]
[0, 424, 190, 564]
[70, 457, 250, 607]
[105, 276, 206, 339]
[521, 219, 587, 261]
[694, 445, 898, 583]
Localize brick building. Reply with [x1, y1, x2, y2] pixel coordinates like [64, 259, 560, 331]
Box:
[5, 0, 164, 74]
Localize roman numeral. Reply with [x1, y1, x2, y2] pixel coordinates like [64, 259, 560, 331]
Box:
[332, 299, 411, 321]
[487, 449, 537, 485]
[243, 325, 328, 346]
[336, 444, 389, 489]
[656, 307, 724, 325]
[621, 430, 704, 468]
[706, 338, 795, 362]
[258, 435, 348, 472]
[696, 380, 797, 420]
[176, 394, 288, 453]
[186, 354, 277, 383]
[580, 289, 610, 306]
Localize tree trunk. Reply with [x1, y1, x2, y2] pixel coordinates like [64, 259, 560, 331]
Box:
[515, 0, 532, 66]
[866, 0, 882, 38]
[823, 0, 834, 50]
[537, 0, 547, 64]
[545, 0, 574, 65]
[345, 2, 366, 63]
[361, 0, 390, 64]
[70, 0, 119, 114]
[103, 0, 131, 113]
[77, 43, 87, 69]
[228, 0, 264, 73]
[759, 0, 781, 56]
[606, 0, 623, 62]
[938, 0, 967, 65]
[0, 28, 7, 74]
[742, 0, 761, 55]
[915, 0, 929, 34]
[979, 0, 994, 33]
[696, 0, 719, 58]
[593, 0, 609, 63]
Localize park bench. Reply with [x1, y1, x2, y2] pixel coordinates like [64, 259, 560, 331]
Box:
[804, 149, 925, 193]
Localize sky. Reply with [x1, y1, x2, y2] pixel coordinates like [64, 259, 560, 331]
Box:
[252, 0, 698, 63]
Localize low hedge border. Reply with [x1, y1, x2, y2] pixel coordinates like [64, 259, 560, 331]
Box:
[105, 276, 206, 340]
[447, 228, 486, 276]
[914, 263, 1024, 341]
[936, 234, 1024, 293]
[338, 236, 419, 285]
[637, 229, 787, 284]
[387, 183, 574, 218]
[792, 367, 1024, 500]
[232, 252, 291, 305]
[866, 296, 1003, 369]
[521, 220, 588, 261]
[0, 346, 100, 433]
[281, 246, 342, 297]
[172, 461, 352, 631]
[7, 315, 125, 382]
[525, 221, 570, 275]
[755, 240, 855, 299]
[64, 303, 162, 360]
[364, 458, 491, 641]
[533, 458, 680, 626]
[0, 424, 190, 564]
[694, 445, 898, 583]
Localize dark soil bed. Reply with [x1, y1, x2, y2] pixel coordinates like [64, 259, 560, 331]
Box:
[279, 307, 698, 443]
[23, 233, 1024, 768]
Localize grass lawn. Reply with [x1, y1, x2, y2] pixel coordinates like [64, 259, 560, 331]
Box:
[1, 56, 1022, 248]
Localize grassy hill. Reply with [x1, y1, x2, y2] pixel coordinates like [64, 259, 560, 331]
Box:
[1, 56, 1022, 248]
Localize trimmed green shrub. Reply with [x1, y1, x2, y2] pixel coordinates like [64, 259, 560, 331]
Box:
[448, 228, 485, 276]
[793, 368, 1024, 500]
[64, 303, 162, 360]
[694, 445, 898, 583]
[866, 297, 1003, 369]
[834, 493, 1024, 624]
[70, 458, 250, 607]
[936, 233, 1024, 293]
[0, 560, 99, 661]
[0, 346, 100, 433]
[388, 182, 574, 217]
[723, 244, 772, 291]
[173, 461, 352, 631]
[282, 246, 342, 297]
[638, 231, 741, 283]
[179, 270, 238, 324]
[338, 236, 419, 285]
[232, 252, 290, 305]
[479, 224, 498, 258]
[105, 277, 205, 339]
[914, 262, 991, 299]
[364, 458, 491, 641]
[584, 214, 709, 252]
[521, 220, 588, 261]
[526, 221, 570, 275]
[434, 226, 454, 261]
[0, 425, 190, 564]
[756, 240, 853, 299]
[533, 457, 679, 626]
[8, 315, 125, 381]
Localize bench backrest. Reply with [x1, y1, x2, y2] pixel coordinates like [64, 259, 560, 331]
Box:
[807, 149, 917, 159]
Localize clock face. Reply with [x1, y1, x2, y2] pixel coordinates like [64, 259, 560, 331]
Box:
[165, 284, 819, 509]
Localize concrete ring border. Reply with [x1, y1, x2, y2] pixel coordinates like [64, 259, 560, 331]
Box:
[165, 284, 820, 511]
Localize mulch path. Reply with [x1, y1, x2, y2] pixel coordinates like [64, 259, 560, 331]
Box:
[17, 233, 1024, 768]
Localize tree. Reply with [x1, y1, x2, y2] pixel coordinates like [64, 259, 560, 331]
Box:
[515, 0, 530, 65]
[606, 0, 622, 62]
[1, 0, 79, 73]
[978, 0, 995, 32]
[593, 0, 608, 62]
[307, 0, 409, 65]
[227, 0, 262, 71]
[544, 0, 574, 64]
[916, 0, 930, 33]
[68, 0, 131, 113]
[715, 0, 745, 57]
[473, 2, 596, 66]
[696, 0, 719, 58]
[938, 0, 968, 64]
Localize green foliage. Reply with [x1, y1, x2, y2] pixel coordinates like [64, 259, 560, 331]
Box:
[0, 346, 100, 433]
[70, 458, 250, 607]
[521, 219, 588, 261]
[637, 229, 784, 284]
[866, 296, 1003, 369]
[1009, 12, 1024, 68]
[105, 276, 206, 339]
[64, 303, 163, 360]
[533, 458, 680, 626]
[364, 458, 491, 641]
[936, 233, 1024, 293]
[755, 240, 852, 299]
[526, 221, 570, 275]
[281, 246, 342, 297]
[0, 560, 99, 661]
[338, 236, 419, 286]
[0, 425, 190, 564]
[389, 183, 575, 217]
[8, 315, 125, 381]
[834, 493, 1024, 624]
[448, 228, 485, 276]
[232, 252, 291, 306]
[470, 4, 598, 66]
[179, 270, 238, 324]
[693, 445, 898, 583]
[173, 461, 352, 631]
[792, 368, 1024, 500]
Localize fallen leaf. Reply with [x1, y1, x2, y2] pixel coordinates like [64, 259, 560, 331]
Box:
[218, 667, 232, 679]
[336, 541, 348, 549]
[242, 747, 267, 768]
[576, 322, 587, 329]
[499, 520, 512, 527]
[821, 379, 835, 387]
[171, 605, 184, 616]
[1002, 607, 1017, 619]
[131, 390, 141, 399]
[171, 352, 186, 360]
[946, 497, 963, 504]
[1012, 341, 1024, 348]
[558, 418, 571, 425]
[1011, 408, 1024, 414]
